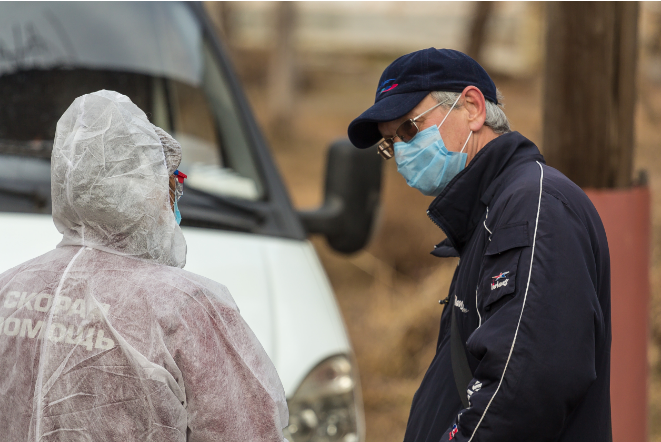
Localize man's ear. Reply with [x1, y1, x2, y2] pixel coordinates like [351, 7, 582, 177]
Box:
[462, 86, 487, 132]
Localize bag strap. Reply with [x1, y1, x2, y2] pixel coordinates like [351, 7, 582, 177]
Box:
[451, 302, 473, 409]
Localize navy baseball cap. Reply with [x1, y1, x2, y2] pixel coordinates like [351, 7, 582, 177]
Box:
[348, 48, 498, 149]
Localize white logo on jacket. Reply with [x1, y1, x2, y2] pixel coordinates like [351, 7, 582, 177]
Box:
[454, 296, 469, 313]
[467, 381, 482, 402]
[491, 279, 509, 290]
[491, 271, 510, 290]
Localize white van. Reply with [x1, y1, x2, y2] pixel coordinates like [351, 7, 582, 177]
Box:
[0, 3, 382, 442]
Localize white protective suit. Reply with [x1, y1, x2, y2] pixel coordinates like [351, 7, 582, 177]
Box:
[0, 90, 289, 441]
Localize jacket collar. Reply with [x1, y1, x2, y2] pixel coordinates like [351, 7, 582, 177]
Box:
[427, 131, 544, 253]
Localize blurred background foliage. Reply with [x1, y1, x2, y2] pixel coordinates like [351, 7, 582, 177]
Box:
[205, 2, 661, 440]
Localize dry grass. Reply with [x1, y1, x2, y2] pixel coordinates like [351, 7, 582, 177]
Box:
[237, 48, 661, 441]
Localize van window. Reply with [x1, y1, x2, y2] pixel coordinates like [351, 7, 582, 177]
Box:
[0, 2, 264, 202]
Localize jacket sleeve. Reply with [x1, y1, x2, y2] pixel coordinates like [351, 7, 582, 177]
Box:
[446, 187, 605, 441]
[172, 285, 288, 442]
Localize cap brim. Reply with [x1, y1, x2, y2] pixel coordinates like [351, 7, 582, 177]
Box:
[348, 91, 429, 149]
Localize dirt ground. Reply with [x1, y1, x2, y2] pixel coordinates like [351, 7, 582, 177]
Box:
[235, 49, 661, 441]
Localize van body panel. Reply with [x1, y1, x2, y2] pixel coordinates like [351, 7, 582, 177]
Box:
[262, 238, 351, 393]
[184, 226, 352, 394]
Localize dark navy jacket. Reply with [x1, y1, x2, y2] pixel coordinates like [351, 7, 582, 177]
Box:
[402, 132, 611, 442]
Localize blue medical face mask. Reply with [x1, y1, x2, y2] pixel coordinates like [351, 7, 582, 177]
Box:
[393, 98, 472, 197]
[173, 199, 182, 225]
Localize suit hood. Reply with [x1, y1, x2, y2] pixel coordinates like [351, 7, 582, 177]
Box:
[51, 90, 186, 267]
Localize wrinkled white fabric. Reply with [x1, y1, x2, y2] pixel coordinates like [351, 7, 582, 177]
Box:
[0, 91, 288, 441]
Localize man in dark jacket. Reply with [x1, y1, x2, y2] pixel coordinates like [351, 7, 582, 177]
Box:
[347, 48, 611, 442]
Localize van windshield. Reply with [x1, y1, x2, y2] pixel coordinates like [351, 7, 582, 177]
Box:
[0, 2, 265, 208]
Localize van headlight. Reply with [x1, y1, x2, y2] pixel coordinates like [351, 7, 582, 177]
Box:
[284, 354, 365, 442]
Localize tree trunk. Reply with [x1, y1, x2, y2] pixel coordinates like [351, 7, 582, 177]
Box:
[466, 2, 493, 64]
[268, 2, 296, 137]
[205, 2, 232, 42]
[542, 2, 639, 189]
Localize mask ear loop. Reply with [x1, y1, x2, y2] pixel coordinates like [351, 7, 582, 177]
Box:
[436, 95, 462, 129]
[437, 94, 471, 154]
[460, 131, 473, 153]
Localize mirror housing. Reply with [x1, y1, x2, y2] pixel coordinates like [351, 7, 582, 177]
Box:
[298, 139, 382, 254]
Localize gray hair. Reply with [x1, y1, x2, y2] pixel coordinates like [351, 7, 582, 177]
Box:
[430, 89, 511, 135]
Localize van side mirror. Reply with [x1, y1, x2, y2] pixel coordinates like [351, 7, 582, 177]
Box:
[298, 139, 382, 254]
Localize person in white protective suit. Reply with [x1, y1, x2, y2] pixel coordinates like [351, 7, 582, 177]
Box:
[0, 90, 289, 441]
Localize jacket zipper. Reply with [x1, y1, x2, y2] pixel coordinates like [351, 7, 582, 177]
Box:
[426, 209, 443, 229]
[427, 208, 457, 251]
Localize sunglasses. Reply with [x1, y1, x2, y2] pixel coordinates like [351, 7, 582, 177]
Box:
[376, 100, 447, 160]
[169, 169, 187, 204]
